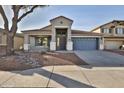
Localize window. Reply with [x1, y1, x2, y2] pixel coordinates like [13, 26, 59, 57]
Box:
[116, 28, 124, 34]
[102, 28, 111, 34]
[35, 37, 48, 46]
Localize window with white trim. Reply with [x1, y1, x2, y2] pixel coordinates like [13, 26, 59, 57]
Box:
[102, 28, 111, 34]
[35, 37, 48, 47]
[116, 28, 124, 34]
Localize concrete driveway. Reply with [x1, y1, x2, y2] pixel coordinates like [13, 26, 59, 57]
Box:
[75, 51, 124, 66]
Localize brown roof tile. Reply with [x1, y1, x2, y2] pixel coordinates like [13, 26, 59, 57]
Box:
[22, 25, 52, 32]
[72, 30, 102, 36]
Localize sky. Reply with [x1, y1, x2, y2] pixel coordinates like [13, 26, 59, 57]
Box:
[1, 5, 124, 33]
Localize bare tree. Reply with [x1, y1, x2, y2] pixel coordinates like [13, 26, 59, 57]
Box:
[0, 5, 46, 55]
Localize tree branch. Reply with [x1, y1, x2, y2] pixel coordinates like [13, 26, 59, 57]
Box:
[10, 5, 22, 36]
[17, 5, 39, 22]
[0, 5, 9, 32]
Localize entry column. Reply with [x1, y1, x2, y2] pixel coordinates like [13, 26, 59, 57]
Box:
[24, 34, 30, 51]
[66, 26, 73, 51]
[50, 27, 56, 51]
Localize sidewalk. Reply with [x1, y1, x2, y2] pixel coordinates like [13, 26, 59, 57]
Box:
[0, 65, 124, 88]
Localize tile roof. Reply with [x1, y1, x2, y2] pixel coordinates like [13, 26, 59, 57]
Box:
[72, 30, 102, 36]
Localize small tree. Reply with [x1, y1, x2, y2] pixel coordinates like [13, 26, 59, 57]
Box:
[0, 5, 46, 55]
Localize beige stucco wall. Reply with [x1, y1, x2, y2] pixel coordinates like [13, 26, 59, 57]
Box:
[1, 34, 6, 45]
[93, 22, 124, 37]
[14, 36, 24, 50]
[51, 17, 72, 40]
[29, 36, 35, 47]
[92, 28, 101, 33]
[0, 34, 2, 44]
[50, 17, 73, 42]
[50, 17, 73, 27]
[50, 17, 73, 50]
[0, 34, 23, 50]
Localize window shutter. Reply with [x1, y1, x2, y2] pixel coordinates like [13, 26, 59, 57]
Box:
[101, 28, 104, 33]
[123, 28, 124, 34]
[115, 28, 118, 34]
[109, 29, 112, 33]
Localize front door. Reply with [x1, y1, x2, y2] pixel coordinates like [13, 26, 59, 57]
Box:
[56, 29, 67, 50]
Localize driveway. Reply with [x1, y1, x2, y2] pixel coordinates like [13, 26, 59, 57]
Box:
[75, 51, 124, 66]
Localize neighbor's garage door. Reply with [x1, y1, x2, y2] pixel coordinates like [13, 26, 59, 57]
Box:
[72, 37, 99, 50]
[104, 40, 123, 49]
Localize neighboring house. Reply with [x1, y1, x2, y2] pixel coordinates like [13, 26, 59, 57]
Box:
[92, 20, 124, 49]
[0, 28, 24, 50]
[22, 16, 103, 52]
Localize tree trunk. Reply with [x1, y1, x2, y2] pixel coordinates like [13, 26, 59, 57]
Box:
[6, 33, 14, 55]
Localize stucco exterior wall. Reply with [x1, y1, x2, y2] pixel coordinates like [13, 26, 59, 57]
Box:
[100, 23, 124, 36]
[0, 34, 23, 50]
[0, 34, 2, 44]
[1, 34, 6, 45]
[29, 36, 35, 47]
[50, 17, 73, 42]
[14, 36, 24, 50]
[92, 28, 101, 33]
[50, 17, 73, 51]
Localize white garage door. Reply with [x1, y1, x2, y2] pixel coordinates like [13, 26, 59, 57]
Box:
[105, 40, 123, 49]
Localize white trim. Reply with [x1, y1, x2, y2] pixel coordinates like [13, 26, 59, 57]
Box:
[71, 36, 101, 38]
[54, 26, 69, 28]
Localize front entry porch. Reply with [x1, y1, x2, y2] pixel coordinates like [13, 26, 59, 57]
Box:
[24, 35, 51, 52]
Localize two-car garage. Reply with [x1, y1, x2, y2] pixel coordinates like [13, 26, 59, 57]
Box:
[72, 37, 99, 50]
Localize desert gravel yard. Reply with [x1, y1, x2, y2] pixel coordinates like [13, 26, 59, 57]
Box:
[0, 51, 87, 71]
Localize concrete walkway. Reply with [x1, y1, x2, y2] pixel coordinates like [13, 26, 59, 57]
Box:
[75, 51, 124, 66]
[1, 65, 124, 88]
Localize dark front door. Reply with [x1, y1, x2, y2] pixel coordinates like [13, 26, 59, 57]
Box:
[56, 29, 67, 50]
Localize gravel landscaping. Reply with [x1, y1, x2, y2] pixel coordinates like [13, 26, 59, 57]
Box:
[0, 51, 87, 71]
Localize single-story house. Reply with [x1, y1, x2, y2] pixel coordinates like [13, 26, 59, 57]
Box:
[91, 20, 124, 49]
[0, 28, 24, 50]
[22, 16, 104, 52]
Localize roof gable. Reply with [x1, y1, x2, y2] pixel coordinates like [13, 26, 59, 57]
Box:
[91, 20, 124, 32]
[50, 16, 73, 22]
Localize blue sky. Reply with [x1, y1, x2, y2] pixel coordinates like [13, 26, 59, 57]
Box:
[1, 5, 124, 32]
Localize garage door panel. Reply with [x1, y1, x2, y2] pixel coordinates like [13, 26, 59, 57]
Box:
[72, 37, 98, 50]
[105, 40, 123, 49]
